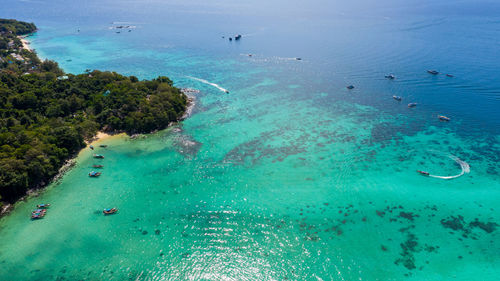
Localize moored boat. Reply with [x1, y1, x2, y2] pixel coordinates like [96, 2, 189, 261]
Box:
[446, 74, 454, 77]
[89, 171, 102, 177]
[36, 203, 50, 208]
[103, 208, 118, 215]
[393, 95, 402, 101]
[438, 115, 450, 121]
[346, 85, 354, 90]
[99, 145, 108, 148]
[31, 209, 46, 219]
[408, 103, 417, 108]
[93, 154, 104, 159]
[234, 34, 242, 40]
[427, 70, 439, 75]
[385, 74, 395, 79]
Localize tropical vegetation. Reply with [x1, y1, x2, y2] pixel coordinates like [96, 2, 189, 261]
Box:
[0, 19, 187, 204]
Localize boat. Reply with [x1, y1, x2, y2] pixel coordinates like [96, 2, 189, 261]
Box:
[229, 37, 232, 41]
[225, 90, 229, 94]
[346, 85, 354, 90]
[103, 208, 118, 215]
[393, 95, 402, 101]
[385, 74, 395, 79]
[438, 115, 450, 121]
[36, 203, 50, 208]
[417, 170, 430, 176]
[89, 145, 94, 150]
[446, 74, 454, 77]
[234, 34, 242, 40]
[295, 57, 302, 60]
[408, 103, 417, 108]
[92, 164, 104, 168]
[427, 70, 439, 75]
[89, 171, 102, 177]
[99, 145, 108, 148]
[93, 154, 104, 159]
[31, 209, 46, 219]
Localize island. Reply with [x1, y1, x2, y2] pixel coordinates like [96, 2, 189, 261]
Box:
[0, 19, 187, 208]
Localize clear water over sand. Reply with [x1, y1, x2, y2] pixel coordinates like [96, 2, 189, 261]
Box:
[0, 1, 499, 280]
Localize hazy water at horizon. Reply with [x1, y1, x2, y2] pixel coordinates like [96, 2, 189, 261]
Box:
[0, 0, 499, 280]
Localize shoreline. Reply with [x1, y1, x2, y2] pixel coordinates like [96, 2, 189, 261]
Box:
[84, 131, 117, 145]
[0, 32, 197, 219]
[18, 35, 33, 51]
[0, 131, 124, 218]
[0, 120, 195, 218]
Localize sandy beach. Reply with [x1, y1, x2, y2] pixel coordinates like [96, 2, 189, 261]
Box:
[18, 36, 32, 51]
[85, 131, 125, 147]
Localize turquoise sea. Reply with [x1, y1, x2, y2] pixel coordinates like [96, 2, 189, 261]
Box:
[1, 0, 499, 280]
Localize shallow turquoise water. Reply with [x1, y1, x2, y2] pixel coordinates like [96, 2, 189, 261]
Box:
[1, 1, 499, 280]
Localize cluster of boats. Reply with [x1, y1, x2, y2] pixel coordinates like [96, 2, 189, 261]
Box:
[31, 142, 117, 219]
[349, 71, 452, 121]
[348, 71, 453, 178]
[31, 203, 50, 219]
[226, 34, 242, 41]
[91, 149, 105, 176]
[92, 144, 118, 215]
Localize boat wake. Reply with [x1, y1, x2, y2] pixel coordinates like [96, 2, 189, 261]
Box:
[427, 155, 470, 180]
[186, 76, 228, 93]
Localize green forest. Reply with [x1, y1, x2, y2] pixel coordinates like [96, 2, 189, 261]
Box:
[0, 19, 187, 204]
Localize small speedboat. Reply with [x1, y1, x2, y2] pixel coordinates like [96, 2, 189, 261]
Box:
[393, 95, 402, 101]
[92, 164, 104, 168]
[427, 70, 439, 75]
[89, 171, 102, 177]
[346, 85, 354, 90]
[385, 74, 395, 79]
[438, 115, 450, 121]
[93, 154, 104, 159]
[36, 203, 50, 208]
[417, 170, 430, 176]
[408, 103, 417, 108]
[103, 208, 118, 215]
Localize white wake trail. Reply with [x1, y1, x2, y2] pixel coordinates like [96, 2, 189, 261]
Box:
[428, 155, 470, 180]
[186, 76, 228, 93]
